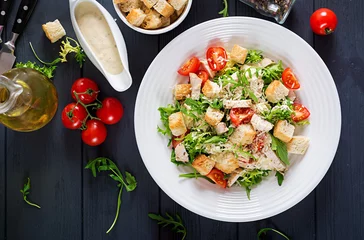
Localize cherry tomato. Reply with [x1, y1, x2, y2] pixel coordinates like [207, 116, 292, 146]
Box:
[310, 8, 338, 35]
[206, 169, 227, 188]
[172, 137, 182, 149]
[61, 103, 88, 129]
[282, 68, 300, 90]
[96, 98, 124, 125]
[230, 108, 254, 126]
[177, 57, 200, 76]
[292, 103, 311, 122]
[197, 70, 209, 87]
[71, 78, 99, 104]
[206, 47, 227, 71]
[81, 120, 107, 146]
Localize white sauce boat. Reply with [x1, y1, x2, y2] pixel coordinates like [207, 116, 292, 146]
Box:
[69, 0, 132, 92]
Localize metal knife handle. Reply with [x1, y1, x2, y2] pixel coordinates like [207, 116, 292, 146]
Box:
[0, 0, 14, 26]
[12, 0, 37, 35]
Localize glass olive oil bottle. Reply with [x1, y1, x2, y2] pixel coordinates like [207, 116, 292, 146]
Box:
[0, 68, 58, 132]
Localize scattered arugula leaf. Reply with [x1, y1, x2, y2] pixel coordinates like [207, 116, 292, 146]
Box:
[20, 177, 41, 209]
[85, 157, 137, 234]
[275, 172, 284, 186]
[149, 213, 187, 240]
[237, 170, 270, 199]
[245, 50, 263, 64]
[262, 61, 284, 85]
[15, 61, 57, 79]
[271, 135, 289, 165]
[257, 228, 290, 240]
[219, 0, 229, 17]
[179, 172, 215, 184]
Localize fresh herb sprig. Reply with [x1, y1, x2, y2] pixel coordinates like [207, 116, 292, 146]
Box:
[219, 0, 229, 17]
[20, 177, 41, 209]
[85, 157, 137, 234]
[271, 135, 289, 165]
[262, 61, 284, 84]
[15, 61, 57, 79]
[179, 172, 215, 184]
[149, 213, 187, 240]
[245, 50, 264, 64]
[258, 228, 290, 240]
[237, 169, 270, 199]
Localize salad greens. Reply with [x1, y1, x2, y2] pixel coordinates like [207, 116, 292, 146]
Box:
[16, 61, 57, 79]
[237, 170, 270, 199]
[271, 135, 289, 165]
[245, 50, 264, 64]
[20, 177, 41, 209]
[262, 61, 284, 84]
[257, 228, 290, 240]
[149, 212, 187, 240]
[219, 0, 229, 17]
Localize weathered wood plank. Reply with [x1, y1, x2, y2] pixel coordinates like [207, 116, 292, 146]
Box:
[314, 0, 364, 239]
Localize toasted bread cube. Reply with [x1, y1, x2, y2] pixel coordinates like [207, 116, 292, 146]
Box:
[167, 0, 187, 11]
[126, 8, 147, 27]
[202, 80, 220, 98]
[141, 10, 162, 29]
[250, 114, 273, 132]
[42, 19, 66, 43]
[175, 143, 189, 162]
[273, 120, 295, 143]
[114, 0, 128, 4]
[223, 99, 252, 109]
[227, 168, 243, 187]
[287, 136, 310, 154]
[174, 84, 191, 100]
[265, 80, 289, 103]
[189, 73, 202, 100]
[230, 44, 248, 64]
[211, 152, 239, 174]
[160, 16, 171, 27]
[200, 59, 215, 78]
[142, 0, 158, 8]
[117, 0, 142, 12]
[215, 122, 229, 135]
[192, 155, 215, 175]
[204, 107, 224, 126]
[153, 0, 174, 17]
[176, 4, 185, 16]
[229, 124, 256, 145]
[169, 112, 187, 136]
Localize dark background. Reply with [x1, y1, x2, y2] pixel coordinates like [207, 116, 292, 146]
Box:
[0, 0, 363, 239]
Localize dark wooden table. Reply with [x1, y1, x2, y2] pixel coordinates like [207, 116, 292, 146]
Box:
[0, 0, 363, 239]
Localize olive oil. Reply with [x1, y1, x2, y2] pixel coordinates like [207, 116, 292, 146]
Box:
[0, 68, 58, 132]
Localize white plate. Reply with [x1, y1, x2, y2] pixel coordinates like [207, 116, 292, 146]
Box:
[135, 17, 341, 222]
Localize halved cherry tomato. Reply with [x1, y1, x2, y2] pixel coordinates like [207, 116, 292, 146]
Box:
[177, 57, 200, 76]
[230, 108, 254, 126]
[197, 70, 209, 86]
[61, 103, 88, 130]
[292, 103, 310, 122]
[207, 169, 227, 188]
[282, 68, 300, 90]
[206, 47, 227, 71]
[310, 8, 338, 35]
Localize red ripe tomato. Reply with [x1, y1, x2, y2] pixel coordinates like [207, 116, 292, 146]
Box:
[96, 98, 124, 125]
[206, 47, 227, 71]
[81, 120, 107, 146]
[177, 57, 200, 76]
[172, 137, 182, 149]
[282, 68, 300, 90]
[197, 70, 209, 86]
[61, 103, 88, 129]
[71, 78, 99, 104]
[310, 8, 338, 35]
[292, 103, 311, 122]
[230, 108, 254, 126]
[206, 169, 227, 188]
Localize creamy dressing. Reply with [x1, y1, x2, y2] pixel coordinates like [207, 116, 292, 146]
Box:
[75, 2, 123, 75]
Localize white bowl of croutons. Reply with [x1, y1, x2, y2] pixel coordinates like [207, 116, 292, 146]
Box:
[113, 0, 192, 34]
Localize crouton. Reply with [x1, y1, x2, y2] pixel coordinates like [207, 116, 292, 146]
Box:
[202, 80, 220, 98]
[200, 59, 215, 78]
[175, 143, 189, 162]
[189, 73, 202, 100]
[174, 84, 191, 100]
[42, 19, 66, 43]
[168, 0, 187, 11]
[169, 112, 187, 136]
[211, 152, 239, 174]
[126, 8, 147, 27]
[204, 107, 224, 126]
[215, 122, 229, 135]
[114, 0, 128, 3]
[176, 4, 185, 15]
[273, 120, 295, 143]
[142, 0, 158, 8]
[141, 10, 162, 29]
[192, 155, 215, 175]
[223, 99, 252, 109]
[229, 124, 256, 145]
[117, 0, 142, 12]
[250, 114, 273, 132]
[227, 168, 243, 187]
[153, 0, 174, 17]
[230, 44, 248, 64]
[160, 16, 171, 27]
[287, 136, 310, 154]
[265, 80, 289, 103]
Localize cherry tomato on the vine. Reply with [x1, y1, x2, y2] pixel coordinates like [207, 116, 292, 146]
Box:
[81, 120, 107, 146]
[61, 103, 88, 129]
[71, 78, 99, 104]
[96, 98, 124, 125]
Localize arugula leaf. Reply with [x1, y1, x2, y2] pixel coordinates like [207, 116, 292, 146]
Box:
[218, 0, 228, 17]
[204, 136, 227, 144]
[245, 50, 263, 64]
[179, 172, 215, 184]
[263, 104, 293, 124]
[248, 89, 258, 103]
[257, 228, 290, 240]
[262, 61, 284, 85]
[275, 172, 284, 186]
[85, 157, 137, 234]
[20, 177, 41, 209]
[295, 119, 310, 126]
[16, 61, 57, 79]
[149, 213, 187, 240]
[237, 170, 270, 199]
[271, 135, 289, 165]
